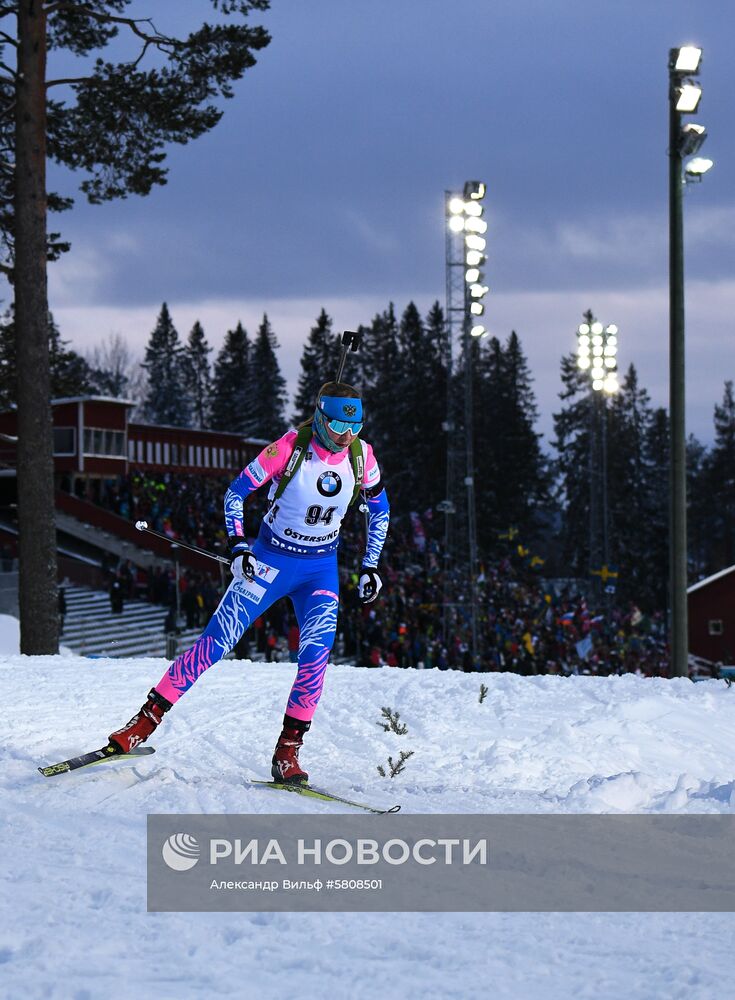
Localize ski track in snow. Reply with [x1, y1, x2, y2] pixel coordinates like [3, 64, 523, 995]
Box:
[2, 655, 735, 1000]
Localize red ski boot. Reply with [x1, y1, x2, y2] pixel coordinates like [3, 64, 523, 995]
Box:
[271, 715, 311, 784]
[108, 688, 172, 753]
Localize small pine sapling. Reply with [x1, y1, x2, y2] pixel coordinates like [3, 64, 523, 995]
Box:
[377, 749, 414, 778]
[376, 706, 408, 735]
[479, 683, 488, 704]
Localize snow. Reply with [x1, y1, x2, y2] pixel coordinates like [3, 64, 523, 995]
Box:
[2, 655, 735, 999]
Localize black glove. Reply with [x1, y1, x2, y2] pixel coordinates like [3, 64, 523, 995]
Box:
[228, 537, 257, 581]
[358, 568, 383, 604]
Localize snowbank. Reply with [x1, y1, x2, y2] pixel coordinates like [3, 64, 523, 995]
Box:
[2, 656, 734, 999]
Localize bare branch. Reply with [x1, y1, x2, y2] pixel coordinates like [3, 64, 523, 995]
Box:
[0, 31, 18, 46]
[46, 77, 93, 88]
[43, 3, 179, 52]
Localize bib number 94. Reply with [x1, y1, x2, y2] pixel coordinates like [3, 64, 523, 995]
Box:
[304, 504, 337, 526]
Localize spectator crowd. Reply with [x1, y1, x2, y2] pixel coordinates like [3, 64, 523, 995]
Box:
[71, 471, 670, 677]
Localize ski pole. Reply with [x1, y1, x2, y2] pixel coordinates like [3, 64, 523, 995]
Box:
[335, 330, 362, 383]
[134, 520, 230, 566]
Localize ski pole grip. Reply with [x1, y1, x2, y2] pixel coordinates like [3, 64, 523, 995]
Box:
[135, 520, 148, 531]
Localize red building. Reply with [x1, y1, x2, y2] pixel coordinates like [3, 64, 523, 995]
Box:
[687, 565, 735, 665]
[0, 395, 264, 489]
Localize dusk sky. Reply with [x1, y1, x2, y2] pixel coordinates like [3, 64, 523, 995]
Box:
[17, 1, 735, 444]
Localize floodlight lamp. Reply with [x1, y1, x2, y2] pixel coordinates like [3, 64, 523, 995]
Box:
[578, 334, 590, 347]
[676, 84, 702, 113]
[604, 344, 617, 356]
[465, 250, 485, 266]
[578, 323, 590, 335]
[591, 322, 603, 335]
[463, 180, 485, 200]
[465, 268, 481, 283]
[449, 216, 465, 233]
[679, 123, 707, 157]
[469, 284, 489, 298]
[603, 375, 619, 394]
[604, 357, 617, 368]
[449, 197, 465, 215]
[672, 46, 702, 74]
[591, 365, 605, 379]
[463, 201, 484, 218]
[465, 234, 486, 251]
[592, 334, 603, 346]
[465, 217, 488, 235]
[606, 335, 617, 347]
[578, 357, 590, 370]
[685, 157, 713, 177]
[470, 302, 484, 316]
[470, 325, 485, 337]
[592, 379, 604, 392]
[605, 324, 618, 335]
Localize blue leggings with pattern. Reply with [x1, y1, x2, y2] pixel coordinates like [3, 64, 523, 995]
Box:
[154, 543, 339, 721]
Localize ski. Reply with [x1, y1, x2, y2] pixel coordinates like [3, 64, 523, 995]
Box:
[250, 779, 400, 814]
[38, 744, 156, 777]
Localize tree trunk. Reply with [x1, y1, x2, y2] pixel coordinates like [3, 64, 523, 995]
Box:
[15, 1, 58, 654]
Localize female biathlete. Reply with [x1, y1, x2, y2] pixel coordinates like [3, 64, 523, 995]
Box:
[105, 382, 390, 783]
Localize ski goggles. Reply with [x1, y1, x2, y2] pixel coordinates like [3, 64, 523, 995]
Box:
[318, 396, 363, 436]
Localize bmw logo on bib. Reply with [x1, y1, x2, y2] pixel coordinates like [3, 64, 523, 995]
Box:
[317, 471, 342, 497]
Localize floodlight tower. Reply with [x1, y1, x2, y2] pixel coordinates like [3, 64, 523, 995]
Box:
[668, 44, 712, 677]
[576, 310, 619, 593]
[443, 181, 488, 662]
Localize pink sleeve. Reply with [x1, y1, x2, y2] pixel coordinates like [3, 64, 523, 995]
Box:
[363, 441, 381, 488]
[243, 431, 297, 487]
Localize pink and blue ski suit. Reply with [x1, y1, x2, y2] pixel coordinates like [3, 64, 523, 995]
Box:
[153, 429, 390, 721]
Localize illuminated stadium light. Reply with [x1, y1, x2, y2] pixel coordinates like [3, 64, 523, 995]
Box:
[470, 325, 485, 337]
[465, 249, 485, 267]
[470, 302, 484, 316]
[463, 201, 484, 217]
[469, 283, 489, 298]
[464, 234, 486, 252]
[463, 180, 485, 200]
[672, 45, 702, 74]
[685, 156, 713, 178]
[675, 84, 702, 113]
[448, 215, 465, 233]
[448, 197, 465, 214]
[465, 268, 481, 283]
[464, 217, 488, 235]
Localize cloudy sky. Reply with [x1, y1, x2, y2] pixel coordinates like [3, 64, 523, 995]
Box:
[22, 1, 735, 444]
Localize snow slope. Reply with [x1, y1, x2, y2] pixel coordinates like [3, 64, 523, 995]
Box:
[2, 655, 735, 1000]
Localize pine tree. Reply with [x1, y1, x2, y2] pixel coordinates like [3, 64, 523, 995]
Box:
[48, 314, 96, 399]
[360, 304, 401, 475]
[182, 321, 212, 429]
[0, 308, 94, 408]
[708, 380, 735, 567]
[292, 309, 339, 422]
[606, 364, 655, 605]
[687, 433, 710, 580]
[141, 304, 190, 427]
[552, 353, 593, 577]
[475, 331, 548, 551]
[210, 322, 252, 434]
[3, 2, 271, 653]
[249, 314, 287, 438]
[644, 408, 670, 611]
